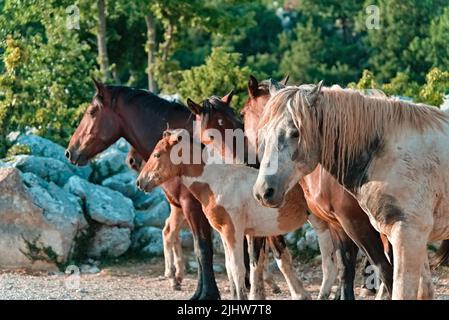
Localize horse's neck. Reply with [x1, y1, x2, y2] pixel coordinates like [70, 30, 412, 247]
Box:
[119, 100, 191, 159]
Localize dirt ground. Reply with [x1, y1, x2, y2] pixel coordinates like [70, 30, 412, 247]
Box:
[0, 255, 448, 300]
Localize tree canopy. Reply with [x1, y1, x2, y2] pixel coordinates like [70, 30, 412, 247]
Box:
[0, 0, 448, 156]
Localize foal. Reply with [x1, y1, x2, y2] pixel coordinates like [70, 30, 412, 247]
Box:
[126, 147, 283, 296]
[137, 130, 311, 300]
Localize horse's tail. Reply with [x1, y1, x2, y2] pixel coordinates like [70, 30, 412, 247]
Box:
[431, 239, 449, 269]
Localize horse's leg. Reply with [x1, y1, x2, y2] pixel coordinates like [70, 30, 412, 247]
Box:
[335, 216, 393, 298]
[163, 212, 175, 281]
[222, 237, 237, 298]
[331, 227, 357, 300]
[390, 223, 430, 300]
[268, 236, 311, 300]
[243, 237, 251, 289]
[180, 194, 220, 300]
[247, 236, 267, 300]
[172, 207, 186, 288]
[263, 267, 282, 294]
[308, 215, 338, 299]
[227, 232, 247, 300]
[360, 256, 377, 297]
[162, 204, 185, 290]
[418, 255, 434, 300]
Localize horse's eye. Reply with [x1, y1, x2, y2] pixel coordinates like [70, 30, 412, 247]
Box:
[88, 108, 98, 116]
[290, 130, 299, 138]
[154, 153, 160, 159]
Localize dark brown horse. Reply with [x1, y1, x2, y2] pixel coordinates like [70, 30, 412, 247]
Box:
[66, 80, 219, 300]
[186, 76, 394, 299]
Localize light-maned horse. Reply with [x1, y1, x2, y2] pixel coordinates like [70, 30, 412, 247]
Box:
[65, 80, 219, 300]
[185, 77, 394, 299]
[136, 129, 311, 300]
[253, 83, 449, 299]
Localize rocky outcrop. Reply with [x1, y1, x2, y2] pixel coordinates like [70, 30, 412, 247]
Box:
[14, 133, 92, 179]
[131, 226, 164, 257]
[0, 134, 186, 269]
[4, 155, 75, 186]
[89, 148, 128, 183]
[102, 171, 141, 200]
[87, 226, 131, 258]
[64, 176, 135, 228]
[134, 201, 170, 229]
[0, 168, 87, 270]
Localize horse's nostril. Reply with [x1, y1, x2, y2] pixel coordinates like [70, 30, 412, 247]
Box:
[65, 150, 71, 160]
[129, 157, 134, 165]
[136, 180, 140, 189]
[263, 188, 275, 200]
[255, 193, 262, 201]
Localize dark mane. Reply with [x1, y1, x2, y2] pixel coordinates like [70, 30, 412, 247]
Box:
[104, 85, 190, 116]
[202, 96, 243, 130]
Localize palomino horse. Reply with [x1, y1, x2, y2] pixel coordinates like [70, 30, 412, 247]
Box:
[253, 83, 449, 299]
[126, 147, 284, 296]
[185, 79, 393, 299]
[136, 129, 311, 300]
[66, 80, 219, 300]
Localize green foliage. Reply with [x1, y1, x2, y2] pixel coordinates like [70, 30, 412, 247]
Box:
[6, 143, 31, 158]
[360, 0, 447, 82]
[0, 0, 94, 157]
[147, 0, 255, 91]
[177, 47, 251, 109]
[419, 68, 449, 106]
[348, 70, 379, 90]
[280, 0, 367, 85]
[382, 72, 420, 98]
[1, 0, 449, 156]
[349, 68, 449, 107]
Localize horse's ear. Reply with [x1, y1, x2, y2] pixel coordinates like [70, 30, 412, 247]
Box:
[168, 131, 184, 144]
[221, 90, 234, 105]
[269, 78, 285, 97]
[186, 98, 202, 115]
[248, 75, 259, 98]
[281, 74, 290, 86]
[308, 80, 324, 107]
[92, 77, 105, 96]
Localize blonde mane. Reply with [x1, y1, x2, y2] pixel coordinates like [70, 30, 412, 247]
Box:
[260, 85, 449, 180]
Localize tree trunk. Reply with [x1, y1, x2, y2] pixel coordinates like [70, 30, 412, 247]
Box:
[145, 14, 158, 93]
[162, 20, 174, 62]
[97, 0, 111, 81]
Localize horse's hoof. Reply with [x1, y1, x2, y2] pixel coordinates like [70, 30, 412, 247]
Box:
[293, 293, 311, 300]
[197, 292, 221, 300]
[360, 287, 376, 297]
[175, 276, 183, 285]
[318, 293, 330, 300]
[173, 283, 182, 291]
[271, 286, 282, 295]
[249, 294, 266, 300]
[190, 292, 201, 300]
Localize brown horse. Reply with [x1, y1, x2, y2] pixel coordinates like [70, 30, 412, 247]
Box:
[66, 80, 219, 300]
[186, 77, 394, 299]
